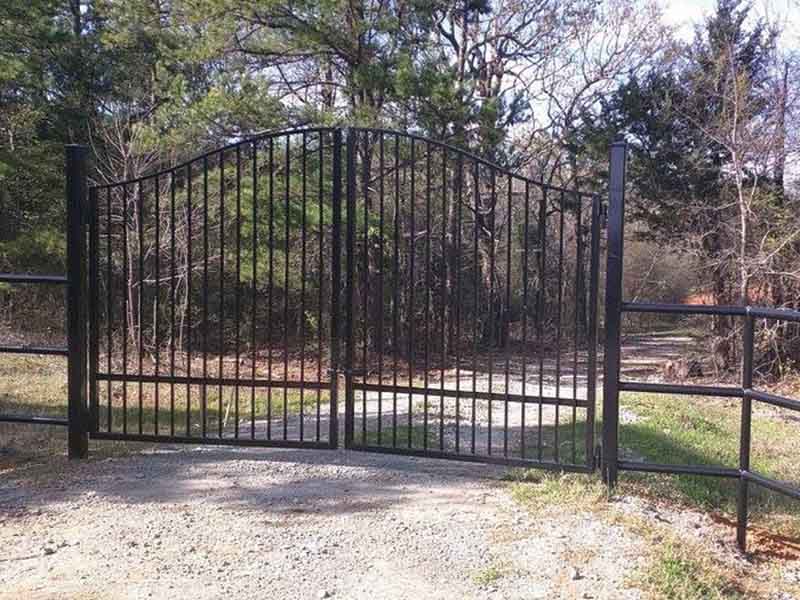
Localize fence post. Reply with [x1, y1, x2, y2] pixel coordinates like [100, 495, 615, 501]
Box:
[737, 311, 754, 551]
[66, 144, 89, 459]
[602, 137, 628, 486]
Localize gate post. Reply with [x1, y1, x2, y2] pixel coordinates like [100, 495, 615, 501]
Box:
[66, 144, 90, 459]
[602, 137, 627, 486]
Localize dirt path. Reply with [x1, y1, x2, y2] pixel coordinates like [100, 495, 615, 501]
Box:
[0, 447, 652, 600]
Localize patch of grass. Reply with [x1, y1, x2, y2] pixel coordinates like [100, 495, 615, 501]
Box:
[617, 393, 800, 535]
[96, 380, 329, 433]
[601, 510, 749, 599]
[472, 563, 506, 586]
[644, 539, 744, 599]
[1, 354, 331, 461]
[0, 354, 72, 463]
[0, 354, 68, 416]
[506, 470, 607, 514]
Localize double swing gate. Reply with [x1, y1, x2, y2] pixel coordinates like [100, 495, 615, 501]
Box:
[78, 126, 600, 470]
[3, 129, 799, 552]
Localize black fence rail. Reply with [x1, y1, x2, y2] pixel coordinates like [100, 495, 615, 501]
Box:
[344, 128, 601, 471]
[0, 146, 90, 457]
[602, 139, 800, 552]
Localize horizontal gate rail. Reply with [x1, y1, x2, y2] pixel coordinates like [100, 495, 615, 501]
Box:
[0, 415, 69, 427]
[0, 345, 69, 356]
[616, 461, 740, 478]
[0, 273, 68, 285]
[347, 444, 594, 472]
[95, 372, 331, 391]
[618, 381, 742, 398]
[91, 431, 333, 449]
[603, 138, 800, 553]
[622, 301, 800, 321]
[353, 383, 590, 409]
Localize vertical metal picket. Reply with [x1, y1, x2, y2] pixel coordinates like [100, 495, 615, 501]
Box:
[586, 195, 602, 469]
[88, 185, 100, 434]
[329, 129, 343, 448]
[602, 138, 628, 486]
[344, 128, 356, 448]
[66, 144, 89, 459]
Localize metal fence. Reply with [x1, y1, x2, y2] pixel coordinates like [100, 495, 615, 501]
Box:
[0, 145, 89, 458]
[5, 131, 797, 553]
[79, 126, 600, 467]
[602, 138, 800, 552]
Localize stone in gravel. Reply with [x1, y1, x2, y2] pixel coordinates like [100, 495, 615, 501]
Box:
[317, 590, 332, 598]
[42, 546, 56, 556]
[571, 567, 582, 580]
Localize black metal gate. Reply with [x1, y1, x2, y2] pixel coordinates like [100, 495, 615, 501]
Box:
[88, 128, 341, 448]
[342, 129, 601, 470]
[82, 126, 601, 467]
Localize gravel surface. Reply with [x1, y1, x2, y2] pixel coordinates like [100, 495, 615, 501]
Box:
[1, 446, 650, 600]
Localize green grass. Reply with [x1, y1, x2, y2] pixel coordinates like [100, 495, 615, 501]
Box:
[645, 541, 744, 599]
[617, 392, 800, 534]
[505, 469, 607, 513]
[472, 563, 506, 586]
[518, 414, 592, 466]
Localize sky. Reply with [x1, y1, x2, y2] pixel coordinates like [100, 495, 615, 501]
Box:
[661, 0, 800, 47]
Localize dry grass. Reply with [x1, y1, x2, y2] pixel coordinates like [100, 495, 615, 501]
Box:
[505, 470, 608, 515]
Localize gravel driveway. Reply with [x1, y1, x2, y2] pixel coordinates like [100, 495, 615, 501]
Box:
[0, 446, 649, 600]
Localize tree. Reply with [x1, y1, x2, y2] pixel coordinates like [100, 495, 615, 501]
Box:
[581, 0, 800, 371]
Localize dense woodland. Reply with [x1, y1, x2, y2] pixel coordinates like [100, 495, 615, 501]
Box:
[1, 0, 798, 375]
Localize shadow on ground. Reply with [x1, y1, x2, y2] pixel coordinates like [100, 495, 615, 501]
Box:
[0, 443, 508, 523]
